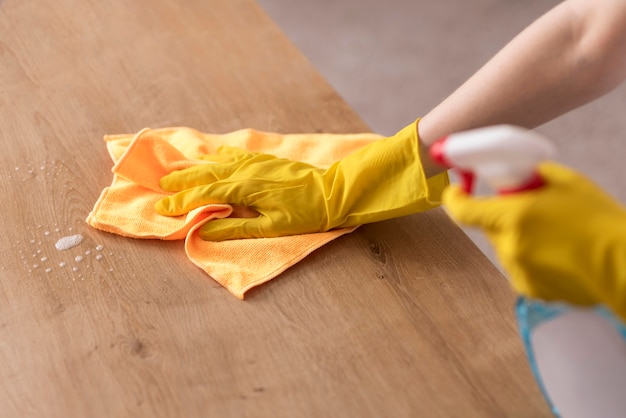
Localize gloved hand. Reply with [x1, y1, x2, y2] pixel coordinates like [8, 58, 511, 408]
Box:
[443, 162, 626, 321]
[155, 120, 449, 240]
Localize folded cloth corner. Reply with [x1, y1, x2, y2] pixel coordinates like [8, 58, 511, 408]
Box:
[86, 127, 382, 299]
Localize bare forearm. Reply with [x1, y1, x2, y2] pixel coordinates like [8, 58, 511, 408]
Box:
[418, 0, 626, 152]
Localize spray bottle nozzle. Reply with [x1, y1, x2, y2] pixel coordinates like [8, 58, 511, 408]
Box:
[429, 125, 555, 195]
[430, 135, 476, 193]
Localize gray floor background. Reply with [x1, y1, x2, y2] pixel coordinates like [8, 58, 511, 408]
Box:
[257, 0, 625, 269]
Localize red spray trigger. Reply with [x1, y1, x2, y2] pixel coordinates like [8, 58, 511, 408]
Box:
[458, 171, 476, 194]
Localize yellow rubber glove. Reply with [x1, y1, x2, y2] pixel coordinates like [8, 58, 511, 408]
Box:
[155, 121, 449, 240]
[443, 162, 626, 321]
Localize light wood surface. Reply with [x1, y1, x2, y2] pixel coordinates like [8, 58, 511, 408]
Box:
[0, 0, 551, 416]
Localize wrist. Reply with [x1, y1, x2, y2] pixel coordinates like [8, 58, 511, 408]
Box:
[415, 119, 447, 178]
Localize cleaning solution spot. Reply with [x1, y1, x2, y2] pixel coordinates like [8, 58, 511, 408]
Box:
[95, 245, 104, 251]
[95, 255, 103, 261]
[59, 262, 67, 267]
[55, 234, 84, 251]
[45, 268, 52, 273]
[74, 256, 83, 262]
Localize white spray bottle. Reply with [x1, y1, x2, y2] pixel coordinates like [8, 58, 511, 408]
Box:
[429, 125, 555, 194]
[430, 127, 626, 417]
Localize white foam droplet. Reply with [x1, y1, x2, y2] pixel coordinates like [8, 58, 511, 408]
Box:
[40, 257, 47, 262]
[45, 268, 52, 273]
[55, 234, 84, 251]
[72, 267, 79, 272]
[74, 256, 83, 262]
[95, 245, 104, 251]
[95, 255, 103, 260]
[59, 262, 67, 267]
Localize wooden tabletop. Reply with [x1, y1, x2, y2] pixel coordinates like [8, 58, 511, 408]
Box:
[0, 0, 551, 416]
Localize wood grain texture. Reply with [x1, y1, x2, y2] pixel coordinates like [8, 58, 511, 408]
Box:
[0, 0, 551, 416]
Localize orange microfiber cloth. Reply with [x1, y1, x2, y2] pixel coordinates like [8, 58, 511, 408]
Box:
[87, 127, 382, 299]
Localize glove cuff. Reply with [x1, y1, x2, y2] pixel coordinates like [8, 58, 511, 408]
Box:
[413, 118, 450, 207]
